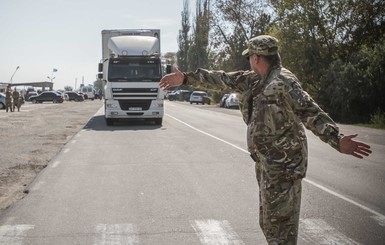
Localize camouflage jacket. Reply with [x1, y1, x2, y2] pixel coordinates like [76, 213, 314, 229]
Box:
[5, 91, 12, 103]
[185, 67, 340, 178]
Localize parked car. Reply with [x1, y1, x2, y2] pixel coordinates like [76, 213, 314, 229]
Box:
[189, 91, 211, 105]
[63, 91, 84, 102]
[167, 89, 192, 101]
[29, 91, 64, 104]
[25, 91, 38, 101]
[219, 93, 230, 107]
[0, 93, 5, 109]
[77, 92, 88, 100]
[224, 93, 240, 109]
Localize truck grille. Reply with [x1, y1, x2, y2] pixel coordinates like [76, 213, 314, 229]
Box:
[112, 88, 158, 99]
[118, 100, 152, 110]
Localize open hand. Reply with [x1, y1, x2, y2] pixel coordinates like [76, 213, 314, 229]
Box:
[339, 134, 372, 159]
[160, 66, 184, 90]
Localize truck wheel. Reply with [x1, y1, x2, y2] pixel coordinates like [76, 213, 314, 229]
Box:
[106, 118, 114, 126]
[154, 118, 162, 125]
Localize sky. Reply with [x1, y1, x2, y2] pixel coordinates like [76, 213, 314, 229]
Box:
[0, 0, 195, 90]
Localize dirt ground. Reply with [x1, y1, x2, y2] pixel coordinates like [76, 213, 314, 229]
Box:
[0, 100, 103, 214]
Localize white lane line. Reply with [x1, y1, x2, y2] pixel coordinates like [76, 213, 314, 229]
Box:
[0, 224, 34, 245]
[51, 160, 60, 168]
[304, 178, 385, 224]
[167, 114, 385, 224]
[30, 181, 45, 191]
[167, 114, 249, 154]
[94, 223, 139, 245]
[191, 219, 245, 245]
[300, 219, 361, 245]
[371, 215, 385, 227]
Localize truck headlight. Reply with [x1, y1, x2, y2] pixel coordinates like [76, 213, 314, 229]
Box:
[106, 103, 118, 109]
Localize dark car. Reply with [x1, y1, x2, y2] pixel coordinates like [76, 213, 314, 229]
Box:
[25, 91, 38, 101]
[63, 91, 84, 102]
[29, 91, 64, 104]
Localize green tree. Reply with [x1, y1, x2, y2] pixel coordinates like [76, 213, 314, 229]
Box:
[270, 0, 385, 122]
[188, 0, 210, 71]
[64, 86, 73, 91]
[93, 79, 104, 92]
[177, 0, 191, 71]
[320, 36, 385, 123]
[210, 0, 273, 70]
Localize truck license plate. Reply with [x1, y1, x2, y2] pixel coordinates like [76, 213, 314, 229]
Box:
[129, 107, 142, 111]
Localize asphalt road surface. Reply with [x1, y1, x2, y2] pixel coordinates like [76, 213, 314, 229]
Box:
[0, 101, 384, 244]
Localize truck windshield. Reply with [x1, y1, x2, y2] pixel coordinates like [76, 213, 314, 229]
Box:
[108, 58, 162, 82]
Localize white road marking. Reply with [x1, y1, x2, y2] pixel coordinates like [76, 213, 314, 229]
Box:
[167, 114, 385, 225]
[300, 219, 361, 245]
[30, 181, 45, 191]
[167, 115, 249, 154]
[304, 178, 385, 226]
[63, 148, 70, 154]
[0, 224, 34, 245]
[94, 223, 139, 245]
[191, 219, 245, 245]
[51, 160, 60, 168]
[371, 215, 385, 227]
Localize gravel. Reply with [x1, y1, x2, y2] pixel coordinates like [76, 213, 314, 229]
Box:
[0, 100, 103, 213]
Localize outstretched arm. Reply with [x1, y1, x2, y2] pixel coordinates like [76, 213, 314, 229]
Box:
[160, 67, 185, 90]
[339, 134, 372, 159]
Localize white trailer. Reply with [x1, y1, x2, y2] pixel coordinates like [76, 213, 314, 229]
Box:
[98, 29, 164, 125]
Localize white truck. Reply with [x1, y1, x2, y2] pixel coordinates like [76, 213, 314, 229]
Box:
[98, 29, 164, 126]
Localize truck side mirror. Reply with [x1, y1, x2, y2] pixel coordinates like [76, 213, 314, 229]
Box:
[166, 64, 172, 74]
[98, 63, 103, 72]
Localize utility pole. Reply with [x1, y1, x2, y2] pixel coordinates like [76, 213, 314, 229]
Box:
[9, 66, 20, 84]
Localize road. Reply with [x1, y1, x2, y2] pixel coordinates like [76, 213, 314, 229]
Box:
[0, 101, 384, 244]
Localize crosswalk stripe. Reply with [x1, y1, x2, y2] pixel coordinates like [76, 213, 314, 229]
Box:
[190, 219, 245, 245]
[300, 219, 361, 245]
[0, 225, 34, 245]
[0, 219, 365, 245]
[94, 223, 139, 245]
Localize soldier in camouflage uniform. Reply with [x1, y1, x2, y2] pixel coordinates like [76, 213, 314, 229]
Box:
[12, 87, 21, 112]
[160, 35, 372, 244]
[5, 86, 13, 112]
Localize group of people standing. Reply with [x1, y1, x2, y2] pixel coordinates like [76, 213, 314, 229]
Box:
[4, 86, 22, 112]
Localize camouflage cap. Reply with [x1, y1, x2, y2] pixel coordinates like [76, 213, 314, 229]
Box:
[242, 35, 279, 56]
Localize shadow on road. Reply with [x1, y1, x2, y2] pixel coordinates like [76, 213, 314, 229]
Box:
[83, 115, 162, 131]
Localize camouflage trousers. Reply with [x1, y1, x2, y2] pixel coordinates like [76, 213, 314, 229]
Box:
[5, 100, 13, 112]
[255, 160, 302, 245]
[13, 99, 21, 112]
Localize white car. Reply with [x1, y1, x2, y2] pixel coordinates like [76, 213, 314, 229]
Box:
[189, 91, 211, 105]
[225, 93, 240, 109]
[0, 93, 5, 109]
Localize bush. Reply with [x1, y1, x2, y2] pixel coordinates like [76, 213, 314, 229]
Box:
[370, 109, 385, 129]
